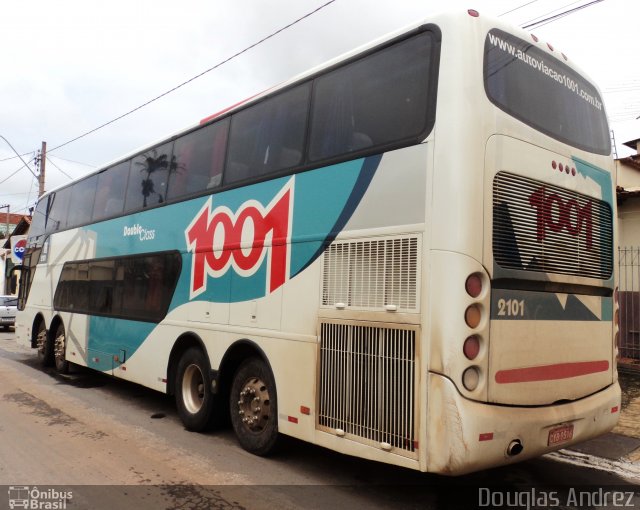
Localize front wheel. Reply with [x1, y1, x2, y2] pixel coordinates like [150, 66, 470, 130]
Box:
[175, 347, 216, 431]
[230, 357, 279, 456]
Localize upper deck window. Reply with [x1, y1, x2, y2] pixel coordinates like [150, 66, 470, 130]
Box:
[484, 28, 610, 155]
[309, 31, 435, 162]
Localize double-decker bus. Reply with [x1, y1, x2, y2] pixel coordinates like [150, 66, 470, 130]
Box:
[16, 9, 620, 475]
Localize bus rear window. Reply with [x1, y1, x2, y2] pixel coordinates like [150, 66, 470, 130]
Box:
[484, 28, 610, 155]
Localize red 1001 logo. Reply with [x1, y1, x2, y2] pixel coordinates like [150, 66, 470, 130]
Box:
[528, 186, 593, 250]
[185, 179, 294, 298]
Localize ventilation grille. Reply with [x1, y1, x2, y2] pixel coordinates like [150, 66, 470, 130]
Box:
[318, 321, 417, 456]
[322, 236, 419, 311]
[493, 172, 613, 279]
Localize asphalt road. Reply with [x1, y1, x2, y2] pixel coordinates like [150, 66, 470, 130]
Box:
[0, 330, 637, 510]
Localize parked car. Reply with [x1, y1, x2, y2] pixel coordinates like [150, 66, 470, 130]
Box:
[0, 295, 17, 331]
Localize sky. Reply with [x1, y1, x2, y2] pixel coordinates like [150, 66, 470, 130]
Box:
[1, 0, 639, 216]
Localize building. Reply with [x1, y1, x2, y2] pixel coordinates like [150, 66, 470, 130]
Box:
[617, 138, 640, 247]
[0, 212, 25, 239]
[615, 137, 640, 364]
[0, 215, 31, 295]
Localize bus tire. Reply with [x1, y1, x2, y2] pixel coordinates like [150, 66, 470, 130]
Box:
[230, 357, 279, 456]
[35, 321, 53, 367]
[53, 322, 70, 374]
[175, 347, 216, 431]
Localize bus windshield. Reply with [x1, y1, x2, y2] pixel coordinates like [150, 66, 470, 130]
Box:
[484, 28, 610, 155]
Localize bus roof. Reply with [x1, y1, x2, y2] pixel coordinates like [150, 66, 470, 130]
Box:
[40, 8, 599, 199]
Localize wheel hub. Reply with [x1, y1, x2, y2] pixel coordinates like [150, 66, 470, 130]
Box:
[182, 364, 205, 414]
[237, 377, 270, 432]
[54, 331, 65, 360]
[36, 328, 47, 355]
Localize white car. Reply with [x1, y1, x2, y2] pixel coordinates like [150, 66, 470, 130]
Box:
[0, 295, 17, 331]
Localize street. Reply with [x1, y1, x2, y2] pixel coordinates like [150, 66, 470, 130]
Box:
[0, 330, 637, 510]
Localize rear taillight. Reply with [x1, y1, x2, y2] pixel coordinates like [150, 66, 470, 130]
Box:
[461, 270, 487, 395]
[465, 305, 482, 329]
[462, 367, 480, 391]
[465, 273, 483, 298]
[463, 335, 480, 360]
[614, 286, 619, 357]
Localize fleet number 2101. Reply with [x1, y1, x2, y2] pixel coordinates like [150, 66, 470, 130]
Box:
[497, 298, 525, 317]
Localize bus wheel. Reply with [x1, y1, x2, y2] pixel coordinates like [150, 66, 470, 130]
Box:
[35, 321, 53, 367]
[175, 348, 215, 431]
[53, 323, 69, 374]
[230, 357, 279, 456]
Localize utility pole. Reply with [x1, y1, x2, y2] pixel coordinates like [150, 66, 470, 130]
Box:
[39, 141, 46, 197]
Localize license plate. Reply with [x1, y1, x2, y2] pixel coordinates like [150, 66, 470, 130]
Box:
[548, 424, 574, 446]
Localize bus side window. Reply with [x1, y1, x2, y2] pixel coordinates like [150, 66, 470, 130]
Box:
[124, 141, 174, 213]
[92, 160, 130, 222]
[46, 187, 72, 233]
[167, 118, 229, 201]
[309, 32, 432, 162]
[67, 175, 98, 228]
[225, 83, 309, 185]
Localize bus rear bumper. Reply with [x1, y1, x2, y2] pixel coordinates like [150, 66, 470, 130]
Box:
[426, 372, 621, 475]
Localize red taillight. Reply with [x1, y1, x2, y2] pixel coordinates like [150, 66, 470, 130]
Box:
[465, 274, 482, 298]
[463, 335, 480, 360]
[468, 9, 479, 17]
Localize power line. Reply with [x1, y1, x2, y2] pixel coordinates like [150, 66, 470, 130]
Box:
[46, 156, 74, 180]
[48, 154, 97, 168]
[48, 0, 336, 154]
[499, 0, 542, 17]
[519, 0, 584, 26]
[0, 158, 37, 187]
[521, 0, 605, 29]
[0, 191, 35, 198]
[0, 135, 38, 178]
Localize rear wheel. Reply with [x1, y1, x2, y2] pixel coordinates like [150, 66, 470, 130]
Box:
[230, 357, 279, 456]
[53, 323, 69, 374]
[35, 321, 53, 367]
[175, 347, 216, 431]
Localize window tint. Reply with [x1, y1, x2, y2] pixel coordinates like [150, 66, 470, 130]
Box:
[484, 29, 610, 155]
[54, 252, 181, 323]
[167, 118, 229, 201]
[29, 197, 49, 239]
[67, 175, 98, 228]
[88, 259, 120, 315]
[124, 142, 174, 212]
[46, 187, 72, 233]
[225, 83, 310, 185]
[93, 161, 130, 222]
[309, 33, 434, 162]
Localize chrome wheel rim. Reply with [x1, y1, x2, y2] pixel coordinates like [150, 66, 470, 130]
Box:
[36, 327, 47, 356]
[54, 330, 65, 362]
[237, 377, 271, 432]
[182, 364, 205, 414]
